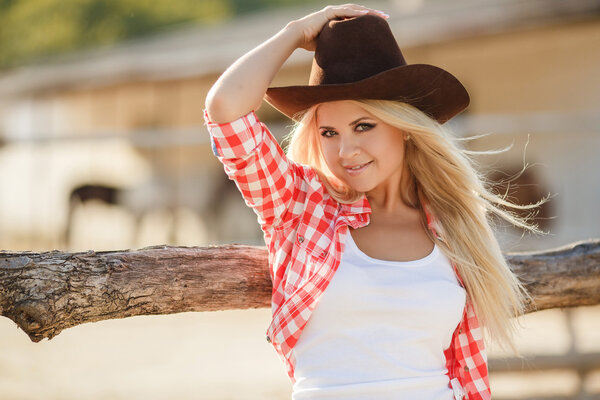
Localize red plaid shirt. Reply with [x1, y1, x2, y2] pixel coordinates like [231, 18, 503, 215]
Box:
[203, 108, 491, 400]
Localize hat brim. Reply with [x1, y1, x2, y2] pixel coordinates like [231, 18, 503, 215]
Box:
[264, 64, 469, 124]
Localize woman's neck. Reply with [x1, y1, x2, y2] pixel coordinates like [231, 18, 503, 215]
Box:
[366, 165, 417, 215]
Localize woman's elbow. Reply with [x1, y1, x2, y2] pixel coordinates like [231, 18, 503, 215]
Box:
[204, 90, 260, 124]
[204, 91, 226, 123]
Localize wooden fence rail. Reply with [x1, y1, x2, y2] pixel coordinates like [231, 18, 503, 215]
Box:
[1, 238, 599, 343]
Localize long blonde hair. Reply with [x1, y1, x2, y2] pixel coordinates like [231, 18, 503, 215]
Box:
[283, 99, 551, 355]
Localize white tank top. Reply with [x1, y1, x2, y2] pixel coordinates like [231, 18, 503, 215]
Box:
[291, 230, 467, 400]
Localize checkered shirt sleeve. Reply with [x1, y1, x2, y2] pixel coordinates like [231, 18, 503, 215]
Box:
[202, 108, 298, 230]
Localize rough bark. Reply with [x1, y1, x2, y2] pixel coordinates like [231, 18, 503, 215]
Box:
[505, 238, 600, 311]
[1, 239, 599, 343]
[0, 244, 270, 342]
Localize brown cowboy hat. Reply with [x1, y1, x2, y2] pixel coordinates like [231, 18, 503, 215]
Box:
[264, 14, 470, 124]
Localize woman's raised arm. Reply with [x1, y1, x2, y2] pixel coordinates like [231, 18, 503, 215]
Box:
[203, 5, 389, 232]
[204, 4, 389, 124]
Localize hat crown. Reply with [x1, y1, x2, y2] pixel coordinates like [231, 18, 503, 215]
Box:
[264, 14, 470, 124]
[309, 15, 407, 86]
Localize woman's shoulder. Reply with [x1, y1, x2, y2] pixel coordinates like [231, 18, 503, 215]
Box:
[294, 162, 323, 186]
[287, 162, 333, 204]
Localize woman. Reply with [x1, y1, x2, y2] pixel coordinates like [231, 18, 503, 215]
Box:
[204, 5, 545, 400]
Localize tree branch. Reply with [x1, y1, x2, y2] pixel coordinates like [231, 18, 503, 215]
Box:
[1, 239, 599, 343]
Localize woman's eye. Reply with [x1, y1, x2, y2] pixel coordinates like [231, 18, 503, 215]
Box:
[356, 123, 374, 131]
[320, 124, 374, 137]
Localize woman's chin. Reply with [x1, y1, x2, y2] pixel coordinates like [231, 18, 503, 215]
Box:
[343, 181, 375, 193]
[331, 174, 375, 193]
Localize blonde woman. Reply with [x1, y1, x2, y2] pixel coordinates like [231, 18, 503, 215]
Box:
[204, 4, 545, 399]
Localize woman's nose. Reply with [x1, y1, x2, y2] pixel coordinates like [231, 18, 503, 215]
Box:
[338, 135, 360, 158]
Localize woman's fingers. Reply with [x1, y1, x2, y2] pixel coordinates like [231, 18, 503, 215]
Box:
[294, 4, 389, 51]
[326, 4, 389, 20]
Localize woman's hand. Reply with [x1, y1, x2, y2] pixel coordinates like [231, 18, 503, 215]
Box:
[290, 4, 389, 51]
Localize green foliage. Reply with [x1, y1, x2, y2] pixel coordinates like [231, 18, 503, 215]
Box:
[0, 0, 323, 70]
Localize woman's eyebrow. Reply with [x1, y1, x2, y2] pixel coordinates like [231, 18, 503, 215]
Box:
[319, 117, 371, 129]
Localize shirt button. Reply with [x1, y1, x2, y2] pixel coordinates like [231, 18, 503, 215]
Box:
[266, 335, 271, 343]
[298, 236, 305, 243]
[321, 251, 328, 257]
[464, 366, 469, 372]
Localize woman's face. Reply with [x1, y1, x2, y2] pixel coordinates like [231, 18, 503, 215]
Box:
[316, 100, 409, 195]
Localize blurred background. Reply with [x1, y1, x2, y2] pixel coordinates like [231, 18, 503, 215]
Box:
[0, 0, 599, 398]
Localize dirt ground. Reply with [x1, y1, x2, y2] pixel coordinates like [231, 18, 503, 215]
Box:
[1, 305, 599, 399]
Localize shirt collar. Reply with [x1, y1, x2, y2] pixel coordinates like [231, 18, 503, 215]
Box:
[339, 195, 441, 238]
[339, 194, 372, 217]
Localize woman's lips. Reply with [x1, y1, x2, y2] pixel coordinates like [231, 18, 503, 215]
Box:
[345, 161, 372, 176]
